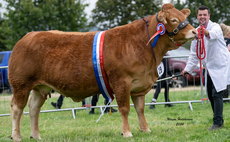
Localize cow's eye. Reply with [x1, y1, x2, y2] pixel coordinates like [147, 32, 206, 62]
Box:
[170, 18, 178, 23]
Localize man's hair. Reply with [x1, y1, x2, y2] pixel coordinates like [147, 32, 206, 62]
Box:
[197, 5, 210, 14]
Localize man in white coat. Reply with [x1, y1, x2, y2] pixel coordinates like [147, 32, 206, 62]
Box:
[181, 5, 230, 130]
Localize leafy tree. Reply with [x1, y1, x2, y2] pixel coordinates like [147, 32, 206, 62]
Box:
[0, 18, 8, 51]
[91, 0, 162, 30]
[0, 3, 8, 51]
[171, 0, 187, 11]
[0, 0, 89, 50]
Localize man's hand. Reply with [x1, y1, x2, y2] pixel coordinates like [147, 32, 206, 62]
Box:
[172, 75, 177, 80]
[181, 70, 189, 77]
[199, 26, 209, 37]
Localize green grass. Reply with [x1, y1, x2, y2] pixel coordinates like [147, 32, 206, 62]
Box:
[1, 88, 230, 142]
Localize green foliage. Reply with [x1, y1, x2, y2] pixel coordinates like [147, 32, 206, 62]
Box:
[0, 0, 89, 50]
[0, 18, 8, 51]
[91, 0, 162, 30]
[170, 0, 187, 10]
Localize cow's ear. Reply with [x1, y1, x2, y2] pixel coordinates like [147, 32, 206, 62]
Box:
[158, 11, 167, 24]
[180, 9, 190, 19]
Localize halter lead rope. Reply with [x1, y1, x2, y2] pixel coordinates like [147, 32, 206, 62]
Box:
[196, 25, 206, 84]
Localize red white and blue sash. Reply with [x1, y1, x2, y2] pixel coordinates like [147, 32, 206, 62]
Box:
[93, 31, 114, 103]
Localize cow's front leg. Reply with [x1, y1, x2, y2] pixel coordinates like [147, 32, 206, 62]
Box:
[131, 95, 150, 132]
[114, 82, 133, 137]
[28, 90, 46, 140]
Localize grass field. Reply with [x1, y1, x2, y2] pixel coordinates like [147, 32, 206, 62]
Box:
[1, 88, 230, 142]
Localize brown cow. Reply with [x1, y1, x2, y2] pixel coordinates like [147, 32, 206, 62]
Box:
[9, 3, 197, 142]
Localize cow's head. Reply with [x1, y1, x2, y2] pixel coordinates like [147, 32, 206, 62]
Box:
[157, 3, 197, 49]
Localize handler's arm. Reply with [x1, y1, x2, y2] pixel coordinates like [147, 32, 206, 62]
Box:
[182, 39, 199, 76]
[208, 24, 223, 41]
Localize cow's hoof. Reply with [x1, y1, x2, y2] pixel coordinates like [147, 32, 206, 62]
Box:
[12, 137, 21, 142]
[10, 135, 22, 142]
[7, 135, 12, 139]
[141, 128, 151, 133]
[30, 135, 41, 140]
[121, 132, 133, 137]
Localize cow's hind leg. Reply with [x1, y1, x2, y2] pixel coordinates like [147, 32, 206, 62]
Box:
[131, 95, 150, 132]
[28, 90, 46, 140]
[11, 89, 30, 142]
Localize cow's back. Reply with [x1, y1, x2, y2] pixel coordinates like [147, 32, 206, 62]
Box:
[8, 30, 101, 99]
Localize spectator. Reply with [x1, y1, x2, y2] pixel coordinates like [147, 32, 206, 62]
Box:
[182, 5, 230, 131]
[219, 23, 230, 51]
[149, 56, 175, 109]
[220, 23, 230, 102]
[51, 94, 85, 109]
[51, 94, 65, 109]
[51, 93, 118, 114]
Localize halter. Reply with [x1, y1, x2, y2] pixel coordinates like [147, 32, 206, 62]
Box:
[155, 13, 189, 46]
[143, 13, 190, 63]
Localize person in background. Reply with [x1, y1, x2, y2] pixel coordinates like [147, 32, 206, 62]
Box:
[182, 5, 230, 131]
[149, 56, 175, 109]
[220, 23, 230, 52]
[51, 94, 65, 109]
[51, 93, 118, 114]
[51, 94, 86, 109]
[220, 23, 230, 102]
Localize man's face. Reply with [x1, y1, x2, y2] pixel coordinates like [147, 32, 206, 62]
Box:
[197, 9, 210, 26]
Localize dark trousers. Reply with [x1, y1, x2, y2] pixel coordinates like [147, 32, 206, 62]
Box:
[207, 75, 224, 125]
[90, 94, 99, 111]
[90, 95, 111, 111]
[153, 80, 170, 102]
[57, 95, 65, 107]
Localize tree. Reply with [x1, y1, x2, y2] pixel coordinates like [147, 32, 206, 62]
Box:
[0, 0, 89, 50]
[0, 18, 8, 51]
[0, 2, 8, 51]
[171, 0, 187, 11]
[91, 0, 162, 30]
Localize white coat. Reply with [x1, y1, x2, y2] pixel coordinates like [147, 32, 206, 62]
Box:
[184, 20, 230, 92]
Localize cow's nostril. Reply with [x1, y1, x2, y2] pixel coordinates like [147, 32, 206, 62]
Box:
[192, 30, 197, 34]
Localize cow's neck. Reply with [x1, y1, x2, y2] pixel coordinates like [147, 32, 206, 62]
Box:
[144, 15, 171, 66]
[107, 14, 174, 67]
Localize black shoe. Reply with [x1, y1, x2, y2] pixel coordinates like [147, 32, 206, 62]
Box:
[208, 124, 223, 131]
[89, 110, 95, 115]
[111, 107, 118, 112]
[165, 104, 175, 107]
[149, 101, 155, 109]
[51, 102, 60, 109]
[149, 105, 155, 109]
[104, 107, 117, 113]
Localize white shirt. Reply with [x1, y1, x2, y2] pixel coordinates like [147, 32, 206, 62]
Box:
[184, 20, 230, 92]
